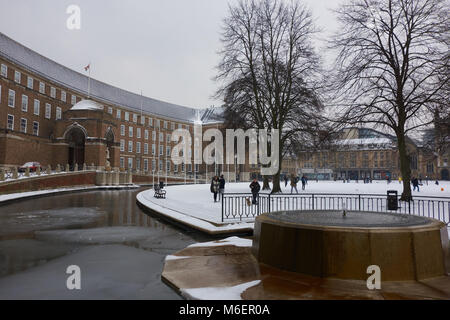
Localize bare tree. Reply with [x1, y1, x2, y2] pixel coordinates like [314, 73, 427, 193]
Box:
[216, 0, 323, 193]
[329, 0, 449, 200]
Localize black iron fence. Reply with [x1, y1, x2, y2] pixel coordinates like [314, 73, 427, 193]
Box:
[221, 192, 450, 225]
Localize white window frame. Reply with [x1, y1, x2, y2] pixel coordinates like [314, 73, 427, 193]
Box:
[33, 121, 39, 136]
[137, 128, 141, 139]
[20, 118, 27, 133]
[0, 64, 7, 77]
[144, 143, 149, 155]
[45, 103, 51, 119]
[56, 107, 62, 120]
[128, 141, 133, 153]
[21, 94, 28, 112]
[116, 109, 121, 119]
[50, 87, 56, 98]
[39, 82, 45, 94]
[61, 90, 66, 102]
[133, 114, 138, 123]
[140, 116, 146, 125]
[120, 139, 125, 152]
[8, 89, 15, 108]
[128, 158, 133, 170]
[108, 107, 113, 114]
[120, 125, 125, 136]
[34, 99, 40, 115]
[71, 94, 77, 105]
[144, 129, 149, 140]
[27, 76, 33, 89]
[7, 114, 14, 130]
[128, 126, 133, 138]
[144, 159, 149, 172]
[125, 112, 130, 121]
[136, 142, 141, 154]
[14, 71, 21, 83]
[120, 157, 125, 168]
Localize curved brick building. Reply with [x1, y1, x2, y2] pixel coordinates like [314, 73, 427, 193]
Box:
[0, 32, 223, 176]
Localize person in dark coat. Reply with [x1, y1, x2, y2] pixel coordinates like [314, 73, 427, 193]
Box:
[301, 175, 307, 190]
[412, 177, 420, 192]
[290, 174, 299, 194]
[249, 178, 261, 205]
[284, 175, 289, 187]
[210, 176, 220, 202]
[219, 175, 226, 200]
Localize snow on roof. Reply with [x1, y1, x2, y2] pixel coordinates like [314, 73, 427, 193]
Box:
[71, 100, 104, 111]
[0, 32, 220, 123]
[335, 138, 394, 146]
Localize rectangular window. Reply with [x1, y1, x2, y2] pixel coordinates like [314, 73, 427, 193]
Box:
[120, 157, 125, 168]
[159, 145, 163, 156]
[27, 76, 33, 89]
[187, 164, 192, 172]
[120, 125, 125, 136]
[56, 107, 62, 120]
[152, 144, 156, 156]
[171, 122, 175, 130]
[166, 146, 171, 157]
[14, 71, 21, 83]
[125, 112, 129, 121]
[163, 121, 168, 129]
[156, 120, 160, 128]
[33, 121, 39, 136]
[144, 143, 149, 155]
[166, 161, 171, 172]
[167, 134, 171, 143]
[144, 129, 149, 140]
[149, 118, 153, 127]
[61, 91, 66, 102]
[120, 139, 125, 152]
[159, 132, 164, 142]
[136, 142, 141, 154]
[152, 131, 156, 141]
[116, 109, 121, 119]
[178, 124, 182, 129]
[40, 82, 45, 94]
[50, 87, 56, 98]
[45, 103, 51, 119]
[128, 141, 133, 153]
[8, 89, 15, 107]
[20, 118, 27, 133]
[129, 126, 133, 137]
[128, 158, 133, 170]
[71, 94, 77, 105]
[108, 107, 113, 114]
[144, 159, 149, 172]
[174, 164, 178, 173]
[22, 95, 28, 112]
[34, 99, 40, 115]
[133, 114, 138, 123]
[137, 128, 141, 139]
[136, 158, 141, 171]
[7, 114, 14, 130]
[140, 116, 145, 125]
[0, 64, 7, 77]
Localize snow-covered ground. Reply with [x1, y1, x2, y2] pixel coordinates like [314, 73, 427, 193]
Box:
[137, 180, 450, 234]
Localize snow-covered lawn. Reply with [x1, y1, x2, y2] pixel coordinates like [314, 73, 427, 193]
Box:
[137, 180, 450, 229]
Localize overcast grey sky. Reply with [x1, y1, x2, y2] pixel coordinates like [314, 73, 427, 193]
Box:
[0, 0, 341, 109]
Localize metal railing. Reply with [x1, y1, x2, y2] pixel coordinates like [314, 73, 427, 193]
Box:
[221, 192, 450, 225]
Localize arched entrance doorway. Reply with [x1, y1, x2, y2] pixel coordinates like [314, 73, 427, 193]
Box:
[105, 129, 115, 168]
[441, 169, 449, 180]
[66, 128, 85, 170]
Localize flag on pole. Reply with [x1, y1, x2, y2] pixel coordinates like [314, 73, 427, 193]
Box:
[84, 64, 90, 72]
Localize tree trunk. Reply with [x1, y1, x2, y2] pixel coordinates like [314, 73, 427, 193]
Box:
[397, 132, 412, 201]
[262, 175, 271, 190]
[271, 171, 281, 194]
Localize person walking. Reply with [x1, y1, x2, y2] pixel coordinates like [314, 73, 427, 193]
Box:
[210, 176, 220, 202]
[219, 174, 226, 200]
[290, 174, 299, 194]
[249, 178, 261, 205]
[284, 175, 289, 188]
[412, 177, 420, 192]
[301, 175, 307, 191]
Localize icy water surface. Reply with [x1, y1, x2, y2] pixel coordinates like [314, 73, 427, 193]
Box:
[0, 189, 209, 299]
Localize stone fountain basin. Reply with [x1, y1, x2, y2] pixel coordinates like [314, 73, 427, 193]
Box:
[252, 210, 449, 281]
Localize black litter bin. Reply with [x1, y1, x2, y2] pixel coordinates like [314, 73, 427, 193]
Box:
[387, 190, 398, 210]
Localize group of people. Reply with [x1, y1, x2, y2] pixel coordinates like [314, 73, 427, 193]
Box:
[284, 174, 308, 193]
[210, 175, 226, 202]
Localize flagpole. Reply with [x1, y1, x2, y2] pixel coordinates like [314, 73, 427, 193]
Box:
[87, 62, 91, 98]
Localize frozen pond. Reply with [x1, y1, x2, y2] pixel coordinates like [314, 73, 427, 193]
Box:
[0, 189, 209, 299]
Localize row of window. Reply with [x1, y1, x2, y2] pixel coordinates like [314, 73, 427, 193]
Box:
[6, 114, 39, 135]
[1, 86, 63, 121]
[1, 63, 78, 105]
[119, 157, 199, 172]
[113, 108, 188, 131]
[119, 125, 173, 142]
[119, 140, 175, 156]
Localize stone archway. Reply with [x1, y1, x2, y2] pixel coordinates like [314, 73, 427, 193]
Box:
[66, 127, 86, 170]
